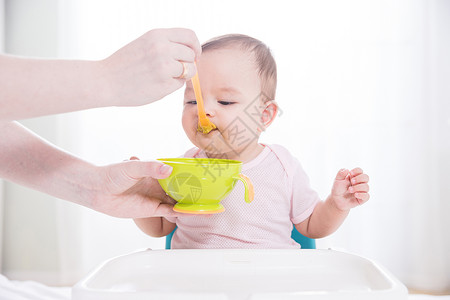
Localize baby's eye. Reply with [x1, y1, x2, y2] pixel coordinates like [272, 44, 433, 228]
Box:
[185, 100, 197, 105]
[218, 100, 235, 106]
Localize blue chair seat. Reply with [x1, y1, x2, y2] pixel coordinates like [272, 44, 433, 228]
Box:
[165, 226, 315, 249]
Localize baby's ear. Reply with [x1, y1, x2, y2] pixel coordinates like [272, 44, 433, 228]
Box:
[259, 100, 278, 132]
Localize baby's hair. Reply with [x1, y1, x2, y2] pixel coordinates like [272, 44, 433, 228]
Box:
[202, 34, 277, 102]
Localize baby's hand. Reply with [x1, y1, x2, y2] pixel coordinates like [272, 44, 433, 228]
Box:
[330, 168, 370, 211]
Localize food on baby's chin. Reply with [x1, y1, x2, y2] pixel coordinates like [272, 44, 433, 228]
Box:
[197, 124, 217, 134]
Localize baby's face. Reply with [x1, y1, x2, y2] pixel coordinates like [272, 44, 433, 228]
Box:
[182, 48, 265, 160]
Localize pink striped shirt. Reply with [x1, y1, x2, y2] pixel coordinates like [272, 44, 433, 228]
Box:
[167, 144, 320, 249]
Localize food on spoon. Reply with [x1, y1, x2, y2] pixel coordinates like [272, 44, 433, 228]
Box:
[191, 69, 217, 134]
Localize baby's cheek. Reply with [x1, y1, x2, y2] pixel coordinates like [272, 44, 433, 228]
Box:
[181, 114, 195, 134]
[182, 108, 195, 122]
[236, 113, 261, 134]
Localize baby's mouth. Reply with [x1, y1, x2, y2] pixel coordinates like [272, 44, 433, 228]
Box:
[199, 127, 219, 135]
[196, 121, 219, 134]
[197, 122, 217, 134]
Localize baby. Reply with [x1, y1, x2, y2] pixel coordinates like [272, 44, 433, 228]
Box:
[134, 34, 370, 249]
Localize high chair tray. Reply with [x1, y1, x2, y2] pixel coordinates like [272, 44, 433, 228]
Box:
[72, 249, 407, 300]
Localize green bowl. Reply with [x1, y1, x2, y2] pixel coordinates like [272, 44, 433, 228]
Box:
[157, 158, 254, 214]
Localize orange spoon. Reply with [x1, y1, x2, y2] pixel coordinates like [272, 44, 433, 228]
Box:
[191, 68, 216, 134]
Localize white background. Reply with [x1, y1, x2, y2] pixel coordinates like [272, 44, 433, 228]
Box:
[0, 0, 4, 273]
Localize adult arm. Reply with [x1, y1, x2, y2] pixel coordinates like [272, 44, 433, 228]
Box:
[0, 121, 178, 218]
[0, 28, 201, 121]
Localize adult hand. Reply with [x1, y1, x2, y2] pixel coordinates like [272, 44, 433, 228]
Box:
[0, 28, 201, 121]
[90, 159, 178, 218]
[102, 28, 202, 107]
[0, 121, 179, 218]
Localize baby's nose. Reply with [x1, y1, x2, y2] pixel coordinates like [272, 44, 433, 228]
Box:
[203, 100, 215, 117]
